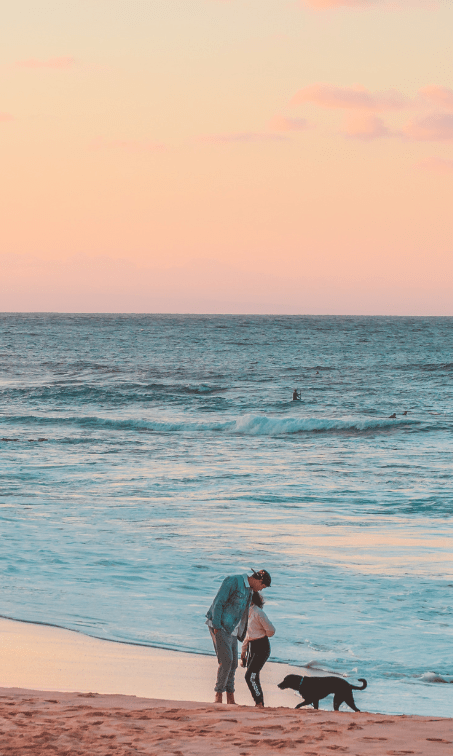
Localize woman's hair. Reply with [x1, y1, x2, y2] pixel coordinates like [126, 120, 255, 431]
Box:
[251, 591, 264, 608]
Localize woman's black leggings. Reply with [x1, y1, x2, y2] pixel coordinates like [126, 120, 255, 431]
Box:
[245, 636, 270, 705]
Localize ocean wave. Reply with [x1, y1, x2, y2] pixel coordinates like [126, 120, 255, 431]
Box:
[231, 414, 415, 435]
[396, 362, 453, 372]
[0, 412, 417, 436]
[0, 381, 226, 402]
[419, 671, 453, 684]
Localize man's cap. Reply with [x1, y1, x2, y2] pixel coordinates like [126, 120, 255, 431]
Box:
[250, 568, 271, 587]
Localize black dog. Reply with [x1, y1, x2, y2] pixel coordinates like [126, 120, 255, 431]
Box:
[278, 674, 367, 712]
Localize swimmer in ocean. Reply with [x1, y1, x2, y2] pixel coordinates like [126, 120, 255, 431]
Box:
[292, 389, 301, 401]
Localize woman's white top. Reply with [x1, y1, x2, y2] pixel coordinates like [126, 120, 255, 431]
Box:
[244, 605, 275, 642]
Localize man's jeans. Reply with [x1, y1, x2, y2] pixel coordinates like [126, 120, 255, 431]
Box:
[209, 627, 238, 693]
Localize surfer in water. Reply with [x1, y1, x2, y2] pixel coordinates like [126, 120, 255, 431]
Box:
[292, 389, 301, 401]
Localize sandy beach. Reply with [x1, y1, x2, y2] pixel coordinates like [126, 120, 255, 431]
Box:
[1, 618, 452, 755]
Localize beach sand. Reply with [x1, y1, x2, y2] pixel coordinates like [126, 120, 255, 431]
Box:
[1, 618, 452, 755]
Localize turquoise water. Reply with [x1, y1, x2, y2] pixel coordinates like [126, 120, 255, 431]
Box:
[0, 314, 452, 715]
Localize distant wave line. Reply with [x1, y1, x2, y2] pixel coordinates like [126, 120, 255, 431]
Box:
[0, 413, 419, 436]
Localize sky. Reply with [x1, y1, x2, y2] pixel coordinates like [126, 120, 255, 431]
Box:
[1, 0, 452, 314]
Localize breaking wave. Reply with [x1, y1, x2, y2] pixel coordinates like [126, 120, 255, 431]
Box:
[0, 413, 417, 436]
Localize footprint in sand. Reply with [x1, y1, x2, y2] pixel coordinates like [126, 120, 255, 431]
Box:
[375, 719, 395, 724]
[326, 747, 348, 752]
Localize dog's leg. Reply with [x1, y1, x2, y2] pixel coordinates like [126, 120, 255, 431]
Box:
[333, 695, 343, 711]
[295, 700, 312, 709]
[343, 693, 360, 712]
[313, 700, 319, 710]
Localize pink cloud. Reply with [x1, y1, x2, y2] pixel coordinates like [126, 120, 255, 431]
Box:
[419, 86, 453, 110]
[292, 83, 406, 111]
[418, 157, 453, 173]
[343, 114, 390, 139]
[403, 113, 453, 141]
[268, 116, 308, 132]
[0, 112, 14, 122]
[16, 57, 76, 69]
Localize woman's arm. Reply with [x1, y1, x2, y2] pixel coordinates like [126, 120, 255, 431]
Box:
[258, 608, 275, 637]
[240, 639, 249, 667]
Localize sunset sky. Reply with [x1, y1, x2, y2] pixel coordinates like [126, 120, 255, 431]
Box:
[1, 0, 452, 314]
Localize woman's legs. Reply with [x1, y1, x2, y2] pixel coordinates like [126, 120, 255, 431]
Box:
[245, 637, 270, 705]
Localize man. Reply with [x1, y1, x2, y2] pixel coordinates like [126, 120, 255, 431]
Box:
[206, 568, 272, 704]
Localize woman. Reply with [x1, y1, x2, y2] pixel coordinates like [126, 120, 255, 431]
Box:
[240, 591, 275, 707]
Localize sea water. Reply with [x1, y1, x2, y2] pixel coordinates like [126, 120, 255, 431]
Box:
[0, 314, 452, 716]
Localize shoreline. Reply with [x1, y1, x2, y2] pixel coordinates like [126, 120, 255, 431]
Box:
[1, 616, 452, 718]
[0, 612, 218, 657]
[0, 616, 305, 708]
[1, 616, 452, 754]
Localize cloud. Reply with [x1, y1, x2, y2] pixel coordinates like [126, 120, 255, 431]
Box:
[15, 57, 76, 69]
[419, 86, 453, 110]
[0, 112, 14, 122]
[268, 116, 308, 132]
[292, 83, 406, 111]
[418, 157, 453, 173]
[343, 114, 390, 139]
[403, 113, 453, 140]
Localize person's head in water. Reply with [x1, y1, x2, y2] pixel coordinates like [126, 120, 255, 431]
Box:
[251, 591, 264, 608]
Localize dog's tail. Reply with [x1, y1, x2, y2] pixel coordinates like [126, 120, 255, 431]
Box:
[350, 679, 367, 691]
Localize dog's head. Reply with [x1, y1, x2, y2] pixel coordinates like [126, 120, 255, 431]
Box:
[277, 674, 302, 691]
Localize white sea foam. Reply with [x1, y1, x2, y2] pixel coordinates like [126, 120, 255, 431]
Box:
[231, 414, 411, 435]
[419, 672, 450, 684]
[1, 412, 415, 436]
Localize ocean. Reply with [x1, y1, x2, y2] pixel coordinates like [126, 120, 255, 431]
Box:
[1, 313, 452, 716]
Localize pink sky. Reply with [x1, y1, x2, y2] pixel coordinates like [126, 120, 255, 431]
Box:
[1, 0, 452, 314]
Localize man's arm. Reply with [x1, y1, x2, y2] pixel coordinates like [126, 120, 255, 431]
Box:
[210, 575, 235, 631]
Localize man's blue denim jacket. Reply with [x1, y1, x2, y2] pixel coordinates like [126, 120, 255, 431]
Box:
[206, 574, 251, 641]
